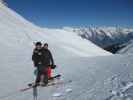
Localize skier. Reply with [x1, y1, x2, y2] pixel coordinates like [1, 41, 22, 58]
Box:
[32, 42, 46, 86]
[32, 42, 56, 86]
[42, 43, 56, 80]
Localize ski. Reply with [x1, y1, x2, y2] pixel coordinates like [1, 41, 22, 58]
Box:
[28, 74, 61, 87]
[20, 79, 72, 92]
[49, 74, 61, 80]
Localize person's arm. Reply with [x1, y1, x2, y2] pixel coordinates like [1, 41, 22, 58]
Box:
[32, 49, 37, 67]
[32, 50, 35, 61]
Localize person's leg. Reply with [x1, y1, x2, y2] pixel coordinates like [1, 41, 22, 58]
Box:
[35, 66, 42, 85]
[35, 70, 41, 85]
[42, 67, 48, 85]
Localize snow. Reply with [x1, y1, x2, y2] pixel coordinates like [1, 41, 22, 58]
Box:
[121, 82, 133, 92]
[52, 93, 62, 97]
[0, 1, 133, 100]
[118, 40, 133, 54]
[65, 88, 72, 93]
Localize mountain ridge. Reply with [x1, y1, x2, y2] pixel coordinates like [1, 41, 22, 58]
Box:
[63, 27, 133, 48]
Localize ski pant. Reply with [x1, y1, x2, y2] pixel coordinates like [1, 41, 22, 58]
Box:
[35, 66, 48, 84]
[47, 66, 52, 78]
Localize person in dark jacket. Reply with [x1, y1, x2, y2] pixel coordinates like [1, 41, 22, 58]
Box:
[32, 42, 43, 67]
[42, 43, 55, 79]
[32, 42, 55, 86]
[32, 42, 47, 86]
[42, 43, 54, 66]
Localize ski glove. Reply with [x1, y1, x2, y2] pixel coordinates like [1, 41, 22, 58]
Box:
[51, 65, 56, 69]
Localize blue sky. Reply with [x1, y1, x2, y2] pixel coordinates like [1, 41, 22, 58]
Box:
[5, 0, 133, 27]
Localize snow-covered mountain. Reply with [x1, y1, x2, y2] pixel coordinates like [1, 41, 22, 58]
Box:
[0, 2, 110, 57]
[0, 1, 133, 100]
[63, 27, 133, 48]
[118, 40, 133, 54]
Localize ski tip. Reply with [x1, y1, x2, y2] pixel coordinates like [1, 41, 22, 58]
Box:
[56, 74, 61, 77]
[28, 83, 32, 87]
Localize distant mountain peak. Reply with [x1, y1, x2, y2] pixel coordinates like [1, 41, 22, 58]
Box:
[0, 0, 4, 3]
[63, 27, 133, 48]
[0, 0, 7, 6]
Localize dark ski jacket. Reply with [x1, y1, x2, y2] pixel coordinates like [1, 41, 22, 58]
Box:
[32, 48, 44, 67]
[32, 48, 54, 67]
[41, 48, 54, 66]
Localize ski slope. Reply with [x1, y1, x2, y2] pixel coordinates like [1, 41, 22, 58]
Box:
[0, 1, 133, 100]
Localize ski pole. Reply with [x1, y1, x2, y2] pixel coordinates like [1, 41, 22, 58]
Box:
[33, 87, 38, 100]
